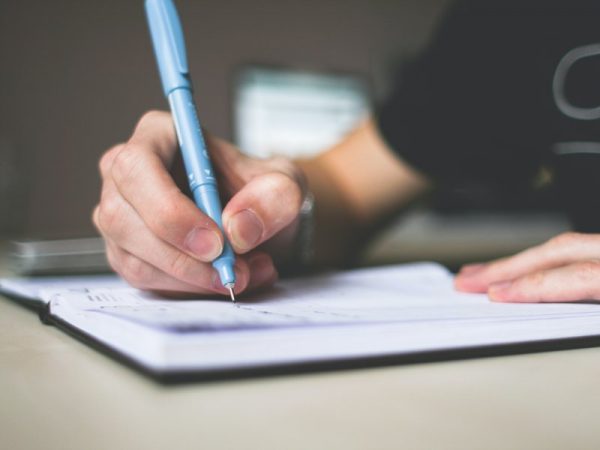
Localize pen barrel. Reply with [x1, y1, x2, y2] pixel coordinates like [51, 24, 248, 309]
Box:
[168, 88, 236, 286]
[168, 88, 216, 188]
[147, 0, 236, 289]
[193, 184, 236, 285]
[145, 0, 191, 96]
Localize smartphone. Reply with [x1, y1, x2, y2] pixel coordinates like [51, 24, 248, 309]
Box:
[7, 237, 111, 275]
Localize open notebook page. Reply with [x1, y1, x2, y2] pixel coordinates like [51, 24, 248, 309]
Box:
[0, 274, 124, 303]
[44, 263, 600, 373]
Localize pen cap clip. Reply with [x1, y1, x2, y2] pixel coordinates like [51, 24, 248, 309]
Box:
[145, 0, 191, 96]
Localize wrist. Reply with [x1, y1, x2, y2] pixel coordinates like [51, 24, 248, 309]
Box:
[275, 191, 315, 276]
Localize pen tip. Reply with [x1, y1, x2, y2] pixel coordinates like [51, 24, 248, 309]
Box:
[226, 284, 236, 302]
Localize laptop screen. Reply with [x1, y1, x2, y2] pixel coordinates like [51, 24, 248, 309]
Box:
[234, 66, 369, 159]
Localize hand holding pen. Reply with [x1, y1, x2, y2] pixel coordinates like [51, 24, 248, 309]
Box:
[93, 0, 306, 299]
[93, 111, 306, 298]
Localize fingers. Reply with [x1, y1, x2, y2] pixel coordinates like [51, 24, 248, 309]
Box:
[223, 170, 305, 254]
[454, 231, 600, 303]
[104, 237, 276, 296]
[94, 189, 277, 296]
[455, 232, 600, 292]
[104, 239, 221, 294]
[106, 112, 225, 262]
[93, 184, 250, 294]
[488, 261, 600, 303]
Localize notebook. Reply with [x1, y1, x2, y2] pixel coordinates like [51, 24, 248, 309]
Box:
[2, 262, 600, 383]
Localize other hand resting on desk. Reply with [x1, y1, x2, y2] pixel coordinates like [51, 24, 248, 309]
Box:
[455, 232, 600, 303]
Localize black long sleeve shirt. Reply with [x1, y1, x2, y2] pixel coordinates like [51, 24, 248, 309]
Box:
[377, 0, 600, 231]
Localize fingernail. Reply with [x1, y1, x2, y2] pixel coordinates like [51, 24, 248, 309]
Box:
[459, 263, 486, 276]
[455, 264, 488, 292]
[185, 227, 222, 261]
[488, 280, 513, 301]
[228, 209, 263, 252]
[249, 254, 277, 287]
[454, 274, 486, 292]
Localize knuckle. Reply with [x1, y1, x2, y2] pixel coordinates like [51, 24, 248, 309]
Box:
[155, 197, 180, 219]
[268, 172, 303, 210]
[121, 254, 153, 287]
[166, 251, 196, 281]
[138, 110, 170, 128]
[111, 146, 145, 185]
[97, 195, 124, 235]
[549, 231, 583, 247]
[524, 270, 547, 289]
[575, 260, 600, 283]
[98, 144, 125, 178]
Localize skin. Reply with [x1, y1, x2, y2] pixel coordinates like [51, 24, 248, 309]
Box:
[454, 232, 600, 303]
[95, 110, 599, 303]
[94, 111, 305, 296]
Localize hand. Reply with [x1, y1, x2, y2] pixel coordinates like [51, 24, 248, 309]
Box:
[93, 111, 306, 296]
[455, 232, 600, 303]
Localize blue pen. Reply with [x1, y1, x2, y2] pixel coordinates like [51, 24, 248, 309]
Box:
[145, 0, 237, 301]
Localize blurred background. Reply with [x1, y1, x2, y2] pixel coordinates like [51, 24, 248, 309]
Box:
[0, 0, 450, 236]
[0, 0, 569, 272]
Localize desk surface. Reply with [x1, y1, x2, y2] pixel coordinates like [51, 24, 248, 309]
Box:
[2, 296, 600, 450]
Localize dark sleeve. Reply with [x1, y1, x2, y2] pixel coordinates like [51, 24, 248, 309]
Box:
[376, 0, 550, 193]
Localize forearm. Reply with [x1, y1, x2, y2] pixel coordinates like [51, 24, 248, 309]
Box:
[297, 118, 430, 267]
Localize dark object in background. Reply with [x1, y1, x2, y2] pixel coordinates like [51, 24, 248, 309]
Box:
[377, 0, 600, 229]
[0, 0, 448, 239]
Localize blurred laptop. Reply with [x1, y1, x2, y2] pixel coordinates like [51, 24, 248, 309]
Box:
[233, 65, 370, 159]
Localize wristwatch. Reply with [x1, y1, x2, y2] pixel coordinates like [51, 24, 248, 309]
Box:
[292, 191, 315, 270]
